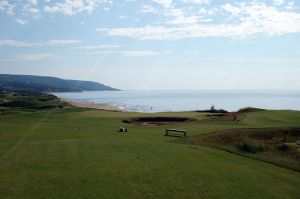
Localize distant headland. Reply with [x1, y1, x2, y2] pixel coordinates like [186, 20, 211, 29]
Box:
[0, 74, 120, 92]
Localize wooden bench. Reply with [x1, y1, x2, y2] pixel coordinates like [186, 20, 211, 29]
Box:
[165, 128, 187, 137]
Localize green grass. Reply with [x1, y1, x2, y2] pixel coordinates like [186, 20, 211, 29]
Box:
[0, 108, 300, 198]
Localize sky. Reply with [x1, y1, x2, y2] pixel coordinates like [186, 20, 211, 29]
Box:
[0, 0, 300, 90]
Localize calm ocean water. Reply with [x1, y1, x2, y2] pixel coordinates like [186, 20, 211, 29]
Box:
[53, 90, 300, 112]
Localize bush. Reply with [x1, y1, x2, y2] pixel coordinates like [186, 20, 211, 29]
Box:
[278, 143, 289, 152]
[236, 143, 266, 153]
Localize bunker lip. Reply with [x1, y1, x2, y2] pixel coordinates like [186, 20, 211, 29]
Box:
[123, 117, 195, 126]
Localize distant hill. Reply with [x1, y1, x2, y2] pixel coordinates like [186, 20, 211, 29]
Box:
[0, 74, 120, 92]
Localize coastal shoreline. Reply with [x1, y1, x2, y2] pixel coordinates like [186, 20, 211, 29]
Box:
[61, 98, 127, 112]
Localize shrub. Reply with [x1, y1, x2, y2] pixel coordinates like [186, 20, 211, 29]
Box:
[278, 143, 289, 152]
[236, 143, 267, 153]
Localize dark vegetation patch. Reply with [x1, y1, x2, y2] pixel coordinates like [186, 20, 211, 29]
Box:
[123, 117, 195, 126]
[196, 107, 264, 123]
[0, 90, 71, 111]
[237, 107, 265, 113]
[196, 109, 228, 113]
[199, 112, 247, 123]
[188, 128, 300, 171]
[236, 143, 267, 153]
[196, 105, 228, 113]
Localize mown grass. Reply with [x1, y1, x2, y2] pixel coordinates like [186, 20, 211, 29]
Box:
[0, 108, 300, 198]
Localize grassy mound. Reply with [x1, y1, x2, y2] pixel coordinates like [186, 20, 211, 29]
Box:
[0, 91, 70, 110]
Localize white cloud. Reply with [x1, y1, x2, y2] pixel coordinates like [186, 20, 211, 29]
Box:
[166, 15, 202, 25]
[0, 40, 35, 47]
[29, 8, 40, 14]
[273, 0, 285, 6]
[151, 0, 173, 8]
[30, 0, 38, 6]
[0, 1, 15, 14]
[43, 0, 103, 15]
[148, 1, 211, 26]
[180, 0, 210, 4]
[119, 15, 128, 19]
[161, 5, 208, 25]
[85, 49, 159, 56]
[183, 50, 201, 55]
[13, 53, 54, 60]
[166, 7, 183, 17]
[15, 18, 29, 25]
[98, 2, 300, 40]
[0, 39, 81, 47]
[97, 26, 171, 40]
[21, 1, 41, 18]
[198, 8, 214, 15]
[85, 50, 115, 55]
[222, 3, 242, 17]
[47, 39, 81, 45]
[286, 1, 295, 10]
[121, 50, 159, 56]
[80, 44, 122, 49]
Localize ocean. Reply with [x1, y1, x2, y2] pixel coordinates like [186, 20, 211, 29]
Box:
[53, 90, 300, 112]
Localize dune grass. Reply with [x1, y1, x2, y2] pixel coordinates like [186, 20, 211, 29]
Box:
[0, 108, 300, 198]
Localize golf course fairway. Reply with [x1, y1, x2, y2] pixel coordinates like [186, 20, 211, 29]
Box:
[0, 108, 299, 198]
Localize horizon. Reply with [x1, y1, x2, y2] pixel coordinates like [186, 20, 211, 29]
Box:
[1, 0, 300, 90]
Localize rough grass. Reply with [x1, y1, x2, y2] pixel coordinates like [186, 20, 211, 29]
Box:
[0, 91, 70, 110]
[0, 108, 300, 198]
[188, 128, 300, 171]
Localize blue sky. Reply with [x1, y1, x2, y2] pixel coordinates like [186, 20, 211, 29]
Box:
[0, 0, 300, 90]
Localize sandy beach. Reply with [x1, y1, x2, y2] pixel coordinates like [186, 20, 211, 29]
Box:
[62, 99, 126, 112]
